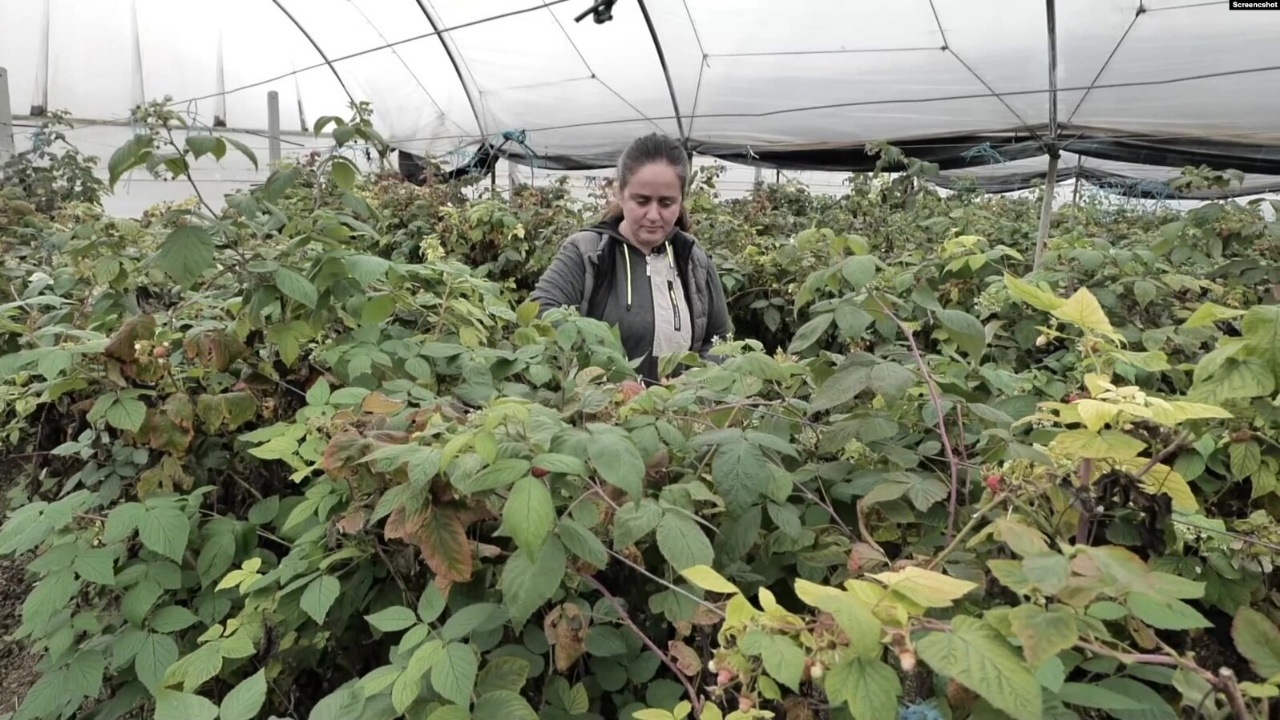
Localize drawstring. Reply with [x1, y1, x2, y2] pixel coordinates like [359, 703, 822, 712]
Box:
[621, 238, 674, 312]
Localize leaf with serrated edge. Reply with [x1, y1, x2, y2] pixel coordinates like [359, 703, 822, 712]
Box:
[219, 669, 267, 720]
[680, 565, 740, 594]
[869, 566, 978, 608]
[823, 658, 901, 720]
[432, 642, 478, 708]
[1232, 607, 1280, 679]
[915, 617, 1042, 720]
[501, 476, 555, 558]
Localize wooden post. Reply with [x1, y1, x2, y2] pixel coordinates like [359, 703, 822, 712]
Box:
[0, 67, 13, 165]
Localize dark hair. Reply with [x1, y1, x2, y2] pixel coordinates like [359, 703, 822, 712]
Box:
[601, 133, 692, 231]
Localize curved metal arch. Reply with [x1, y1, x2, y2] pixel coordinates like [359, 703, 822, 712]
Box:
[270, 0, 357, 124]
[414, 0, 490, 144]
[636, 0, 688, 149]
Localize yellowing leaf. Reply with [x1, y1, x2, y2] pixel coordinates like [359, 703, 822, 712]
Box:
[1050, 429, 1145, 460]
[679, 565, 740, 595]
[1183, 302, 1245, 328]
[794, 580, 882, 659]
[869, 566, 978, 608]
[1051, 287, 1116, 338]
[1122, 460, 1198, 513]
[1003, 273, 1065, 313]
[1074, 400, 1119, 432]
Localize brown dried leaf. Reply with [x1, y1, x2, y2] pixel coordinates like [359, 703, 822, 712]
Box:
[668, 640, 702, 677]
[362, 391, 406, 415]
[782, 697, 815, 720]
[336, 510, 366, 534]
[384, 506, 427, 542]
[413, 506, 473, 582]
[544, 604, 590, 673]
[182, 329, 249, 372]
[136, 455, 193, 499]
[322, 431, 367, 479]
[104, 314, 156, 363]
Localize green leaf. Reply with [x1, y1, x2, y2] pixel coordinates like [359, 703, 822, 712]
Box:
[1009, 605, 1078, 667]
[185, 135, 225, 160]
[938, 309, 987, 359]
[224, 136, 259, 169]
[473, 690, 537, 719]
[366, 606, 419, 633]
[307, 377, 331, 406]
[501, 476, 556, 558]
[274, 266, 319, 308]
[432, 642, 478, 708]
[1056, 682, 1147, 711]
[1229, 441, 1262, 479]
[108, 133, 153, 187]
[1051, 287, 1115, 337]
[533, 453, 590, 476]
[461, 458, 531, 493]
[220, 669, 268, 720]
[501, 537, 566, 625]
[585, 627, 628, 657]
[712, 438, 770, 514]
[869, 362, 916, 399]
[809, 364, 870, 412]
[73, 548, 117, 585]
[612, 499, 663, 549]
[588, 429, 644, 498]
[156, 226, 216, 287]
[656, 512, 713, 571]
[477, 657, 532, 695]
[418, 584, 447, 623]
[154, 689, 219, 720]
[150, 606, 200, 632]
[789, 312, 834, 353]
[301, 575, 341, 624]
[135, 632, 179, 693]
[105, 397, 147, 433]
[916, 616, 1042, 720]
[1232, 606, 1280, 679]
[824, 658, 901, 720]
[330, 157, 357, 191]
[1095, 677, 1179, 720]
[558, 518, 608, 569]
[139, 507, 189, 563]
[1126, 593, 1211, 630]
[740, 630, 805, 691]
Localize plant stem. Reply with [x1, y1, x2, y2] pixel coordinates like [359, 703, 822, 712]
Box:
[579, 572, 703, 716]
[605, 548, 725, 619]
[1218, 668, 1253, 720]
[926, 492, 1006, 571]
[878, 300, 962, 541]
[1075, 458, 1093, 546]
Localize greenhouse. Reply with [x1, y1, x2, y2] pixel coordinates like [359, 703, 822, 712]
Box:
[2, 2, 1280, 720]
[6, 0, 1280, 207]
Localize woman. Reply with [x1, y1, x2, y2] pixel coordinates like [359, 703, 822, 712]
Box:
[529, 133, 731, 384]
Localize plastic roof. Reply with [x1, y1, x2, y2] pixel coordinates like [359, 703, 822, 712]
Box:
[4, 0, 1280, 186]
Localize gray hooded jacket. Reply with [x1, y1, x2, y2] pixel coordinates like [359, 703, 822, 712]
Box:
[528, 219, 731, 382]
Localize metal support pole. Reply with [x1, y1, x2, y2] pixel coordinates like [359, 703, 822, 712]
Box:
[753, 166, 763, 187]
[0, 67, 14, 165]
[267, 91, 281, 165]
[1033, 151, 1060, 269]
[507, 158, 519, 198]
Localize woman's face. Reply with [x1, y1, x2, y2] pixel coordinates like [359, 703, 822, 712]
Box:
[617, 161, 683, 250]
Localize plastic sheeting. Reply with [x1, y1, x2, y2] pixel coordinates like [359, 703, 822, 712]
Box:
[3, 0, 1280, 183]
